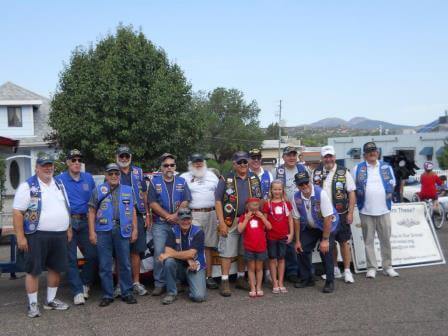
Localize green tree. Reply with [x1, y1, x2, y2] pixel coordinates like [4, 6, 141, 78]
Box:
[437, 143, 448, 169]
[49, 25, 204, 171]
[264, 122, 286, 139]
[197, 88, 264, 162]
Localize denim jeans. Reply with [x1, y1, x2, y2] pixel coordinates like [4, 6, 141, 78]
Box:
[164, 257, 206, 302]
[67, 218, 98, 296]
[285, 241, 300, 277]
[151, 221, 171, 288]
[97, 227, 133, 299]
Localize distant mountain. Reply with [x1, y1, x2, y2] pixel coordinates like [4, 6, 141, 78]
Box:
[308, 117, 412, 130]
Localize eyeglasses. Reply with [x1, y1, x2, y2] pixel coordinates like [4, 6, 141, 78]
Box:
[162, 163, 176, 168]
[107, 171, 120, 176]
[70, 158, 82, 163]
[119, 154, 131, 159]
[298, 182, 309, 187]
[250, 156, 261, 161]
[236, 160, 248, 165]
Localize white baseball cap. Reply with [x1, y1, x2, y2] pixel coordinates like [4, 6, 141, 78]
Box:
[321, 145, 336, 157]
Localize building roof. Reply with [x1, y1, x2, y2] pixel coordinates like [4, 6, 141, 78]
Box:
[0, 81, 44, 105]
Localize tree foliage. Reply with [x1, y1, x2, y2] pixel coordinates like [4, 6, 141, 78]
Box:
[196, 88, 264, 162]
[437, 143, 448, 170]
[49, 25, 204, 171]
[264, 122, 286, 139]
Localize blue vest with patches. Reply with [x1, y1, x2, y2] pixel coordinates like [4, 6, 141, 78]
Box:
[172, 224, 206, 271]
[95, 183, 134, 238]
[294, 186, 339, 232]
[355, 161, 394, 211]
[24, 175, 70, 234]
[259, 170, 271, 200]
[151, 174, 186, 222]
[130, 166, 146, 213]
[275, 163, 307, 184]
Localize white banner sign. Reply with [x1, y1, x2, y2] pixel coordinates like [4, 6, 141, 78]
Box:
[351, 202, 445, 273]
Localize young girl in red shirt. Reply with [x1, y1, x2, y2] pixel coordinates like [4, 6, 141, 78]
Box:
[262, 180, 294, 294]
[238, 197, 272, 297]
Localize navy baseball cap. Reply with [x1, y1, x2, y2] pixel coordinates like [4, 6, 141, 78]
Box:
[105, 163, 120, 172]
[294, 170, 310, 185]
[36, 154, 54, 166]
[116, 145, 132, 155]
[363, 142, 378, 153]
[178, 207, 193, 220]
[189, 153, 205, 163]
[232, 151, 249, 162]
[283, 146, 298, 155]
[67, 149, 83, 159]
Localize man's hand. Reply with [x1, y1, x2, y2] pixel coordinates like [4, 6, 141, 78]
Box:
[159, 252, 169, 262]
[165, 213, 178, 224]
[187, 259, 197, 271]
[346, 212, 353, 225]
[131, 229, 138, 243]
[320, 239, 330, 254]
[89, 232, 97, 245]
[67, 228, 73, 242]
[286, 233, 293, 244]
[17, 235, 29, 252]
[295, 240, 303, 253]
[219, 222, 228, 237]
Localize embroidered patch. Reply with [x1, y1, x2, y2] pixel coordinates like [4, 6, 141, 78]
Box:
[29, 224, 36, 231]
[249, 219, 258, 228]
[100, 186, 108, 194]
[224, 204, 234, 213]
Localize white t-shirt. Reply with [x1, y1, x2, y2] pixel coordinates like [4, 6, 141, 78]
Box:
[284, 166, 299, 202]
[292, 185, 334, 228]
[13, 177, 70, 231]
[180, 170, 218, 209]
[352, 161, 396, 216]
[322, 165, 356, 204]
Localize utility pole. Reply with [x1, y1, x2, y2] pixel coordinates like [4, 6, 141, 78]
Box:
[277, 100, 282, 166]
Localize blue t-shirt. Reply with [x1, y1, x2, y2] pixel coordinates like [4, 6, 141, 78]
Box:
[58, 171, 96, 215]
[148, 179, 192, 213]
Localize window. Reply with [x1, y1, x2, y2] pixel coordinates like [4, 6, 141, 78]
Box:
[9, 160, 20, 189]
[7, 106, 23, 127]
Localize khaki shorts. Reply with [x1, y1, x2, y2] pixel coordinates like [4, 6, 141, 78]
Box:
[192, 210, 219, 248]
[218, 225, 244, 258]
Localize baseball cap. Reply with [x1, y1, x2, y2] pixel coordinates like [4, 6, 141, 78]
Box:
[105, 163, 120, 172]
[159, 153, 176, 163]
[424, 161, 434, 171]
[116, 145, 132, 155]
[178, 207, 193, 220]
[283, 146, 298, 155]
[67, 149, 83, 159]
[321, 145, 335, 157]
[363, 142, 378, 153]
[189, 153, 204, 163]
[36, 154, 54, 166]
[249, 148, 262, 158]
[232, 151, 249, 162]
[294, 170, 310, 185]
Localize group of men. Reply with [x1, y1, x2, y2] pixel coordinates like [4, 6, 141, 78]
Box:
[12, 141, 399, 318]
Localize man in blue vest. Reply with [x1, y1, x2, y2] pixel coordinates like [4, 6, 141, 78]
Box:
[215, 151, 262, 297]
[352, 142, 399, 279]
[274, 146, 307, 284]
[57, 149, 97, 305]
[149, 153, 192, 296]
[88, 163, 138, 307]
[13, 154, 71, 318]
[159, 207, 207, 304]
[292, 170, 340, 293]
[249, 148, 273, 200]
[115, 145, 149, 297]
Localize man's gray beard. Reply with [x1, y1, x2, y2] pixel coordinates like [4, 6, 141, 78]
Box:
[117, 161, 131, 168]
[165, 171, 174, 179]
[189, 163, 207, 178]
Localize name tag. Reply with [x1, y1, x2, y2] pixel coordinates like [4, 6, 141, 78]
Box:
[250, 219, 258, 228]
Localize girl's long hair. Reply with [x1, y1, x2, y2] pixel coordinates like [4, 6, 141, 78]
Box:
[269, 179, 287, 202]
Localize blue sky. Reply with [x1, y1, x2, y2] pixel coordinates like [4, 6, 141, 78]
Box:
[1, 1, 447, 127]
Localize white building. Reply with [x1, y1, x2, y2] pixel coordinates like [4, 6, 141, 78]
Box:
[328, 132, 448, 170]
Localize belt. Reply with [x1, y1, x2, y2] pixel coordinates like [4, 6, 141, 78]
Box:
[191, 207, 215, 212]
[71, 214, 87, 219]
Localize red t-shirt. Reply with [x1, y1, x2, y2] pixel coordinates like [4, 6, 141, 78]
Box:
[262, 200, 292, 241]
[239, 213, 267, 253]
[420, 173, 443, 200]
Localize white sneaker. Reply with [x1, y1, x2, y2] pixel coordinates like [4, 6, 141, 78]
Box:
[321, 274, 327, 280]
[113, 286, 121, 298]
[27, 302, 41, 318]
[343, 270, 355, 283]
[366, 269, 376, 279]
[74, 293, 85, 305]
[83, 285, 90, 299]
[334, 267, 342, 279]
[383, 268, 399, 278]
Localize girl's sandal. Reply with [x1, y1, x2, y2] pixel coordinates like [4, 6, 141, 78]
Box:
[279, 287, 288, 293]
[272, 287, 280, 294]
[256, 290, 264, 297]
[249, 291, 257, 298]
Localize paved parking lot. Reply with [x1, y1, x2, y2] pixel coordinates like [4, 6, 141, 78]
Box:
[1, 227, 448, 336]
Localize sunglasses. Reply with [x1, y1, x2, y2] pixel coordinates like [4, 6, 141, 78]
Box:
[250, 156, 261, 161]
[107, 171, 120, 176]
[70, 158, 82, 163]
[162, 163, 176, 168]
[119, 154, 131, 159]
[298, 182, 309, 187]
[236, 160, 248, 165]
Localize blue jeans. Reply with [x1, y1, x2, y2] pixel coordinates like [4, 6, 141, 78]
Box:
[298, 227, 335, 283]
[285, 241, 300, 277]
[97, 228, 133, 299]
[151, 222, 171, 288]
[164, 257, 206, 302]
[67, 218, 98, 296]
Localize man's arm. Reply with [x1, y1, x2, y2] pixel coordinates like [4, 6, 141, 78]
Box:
[88, 207, 97, 245]
[347, 191, 356, 224]
[163, 246, 197, 260]
[13, 209, 28, 251]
